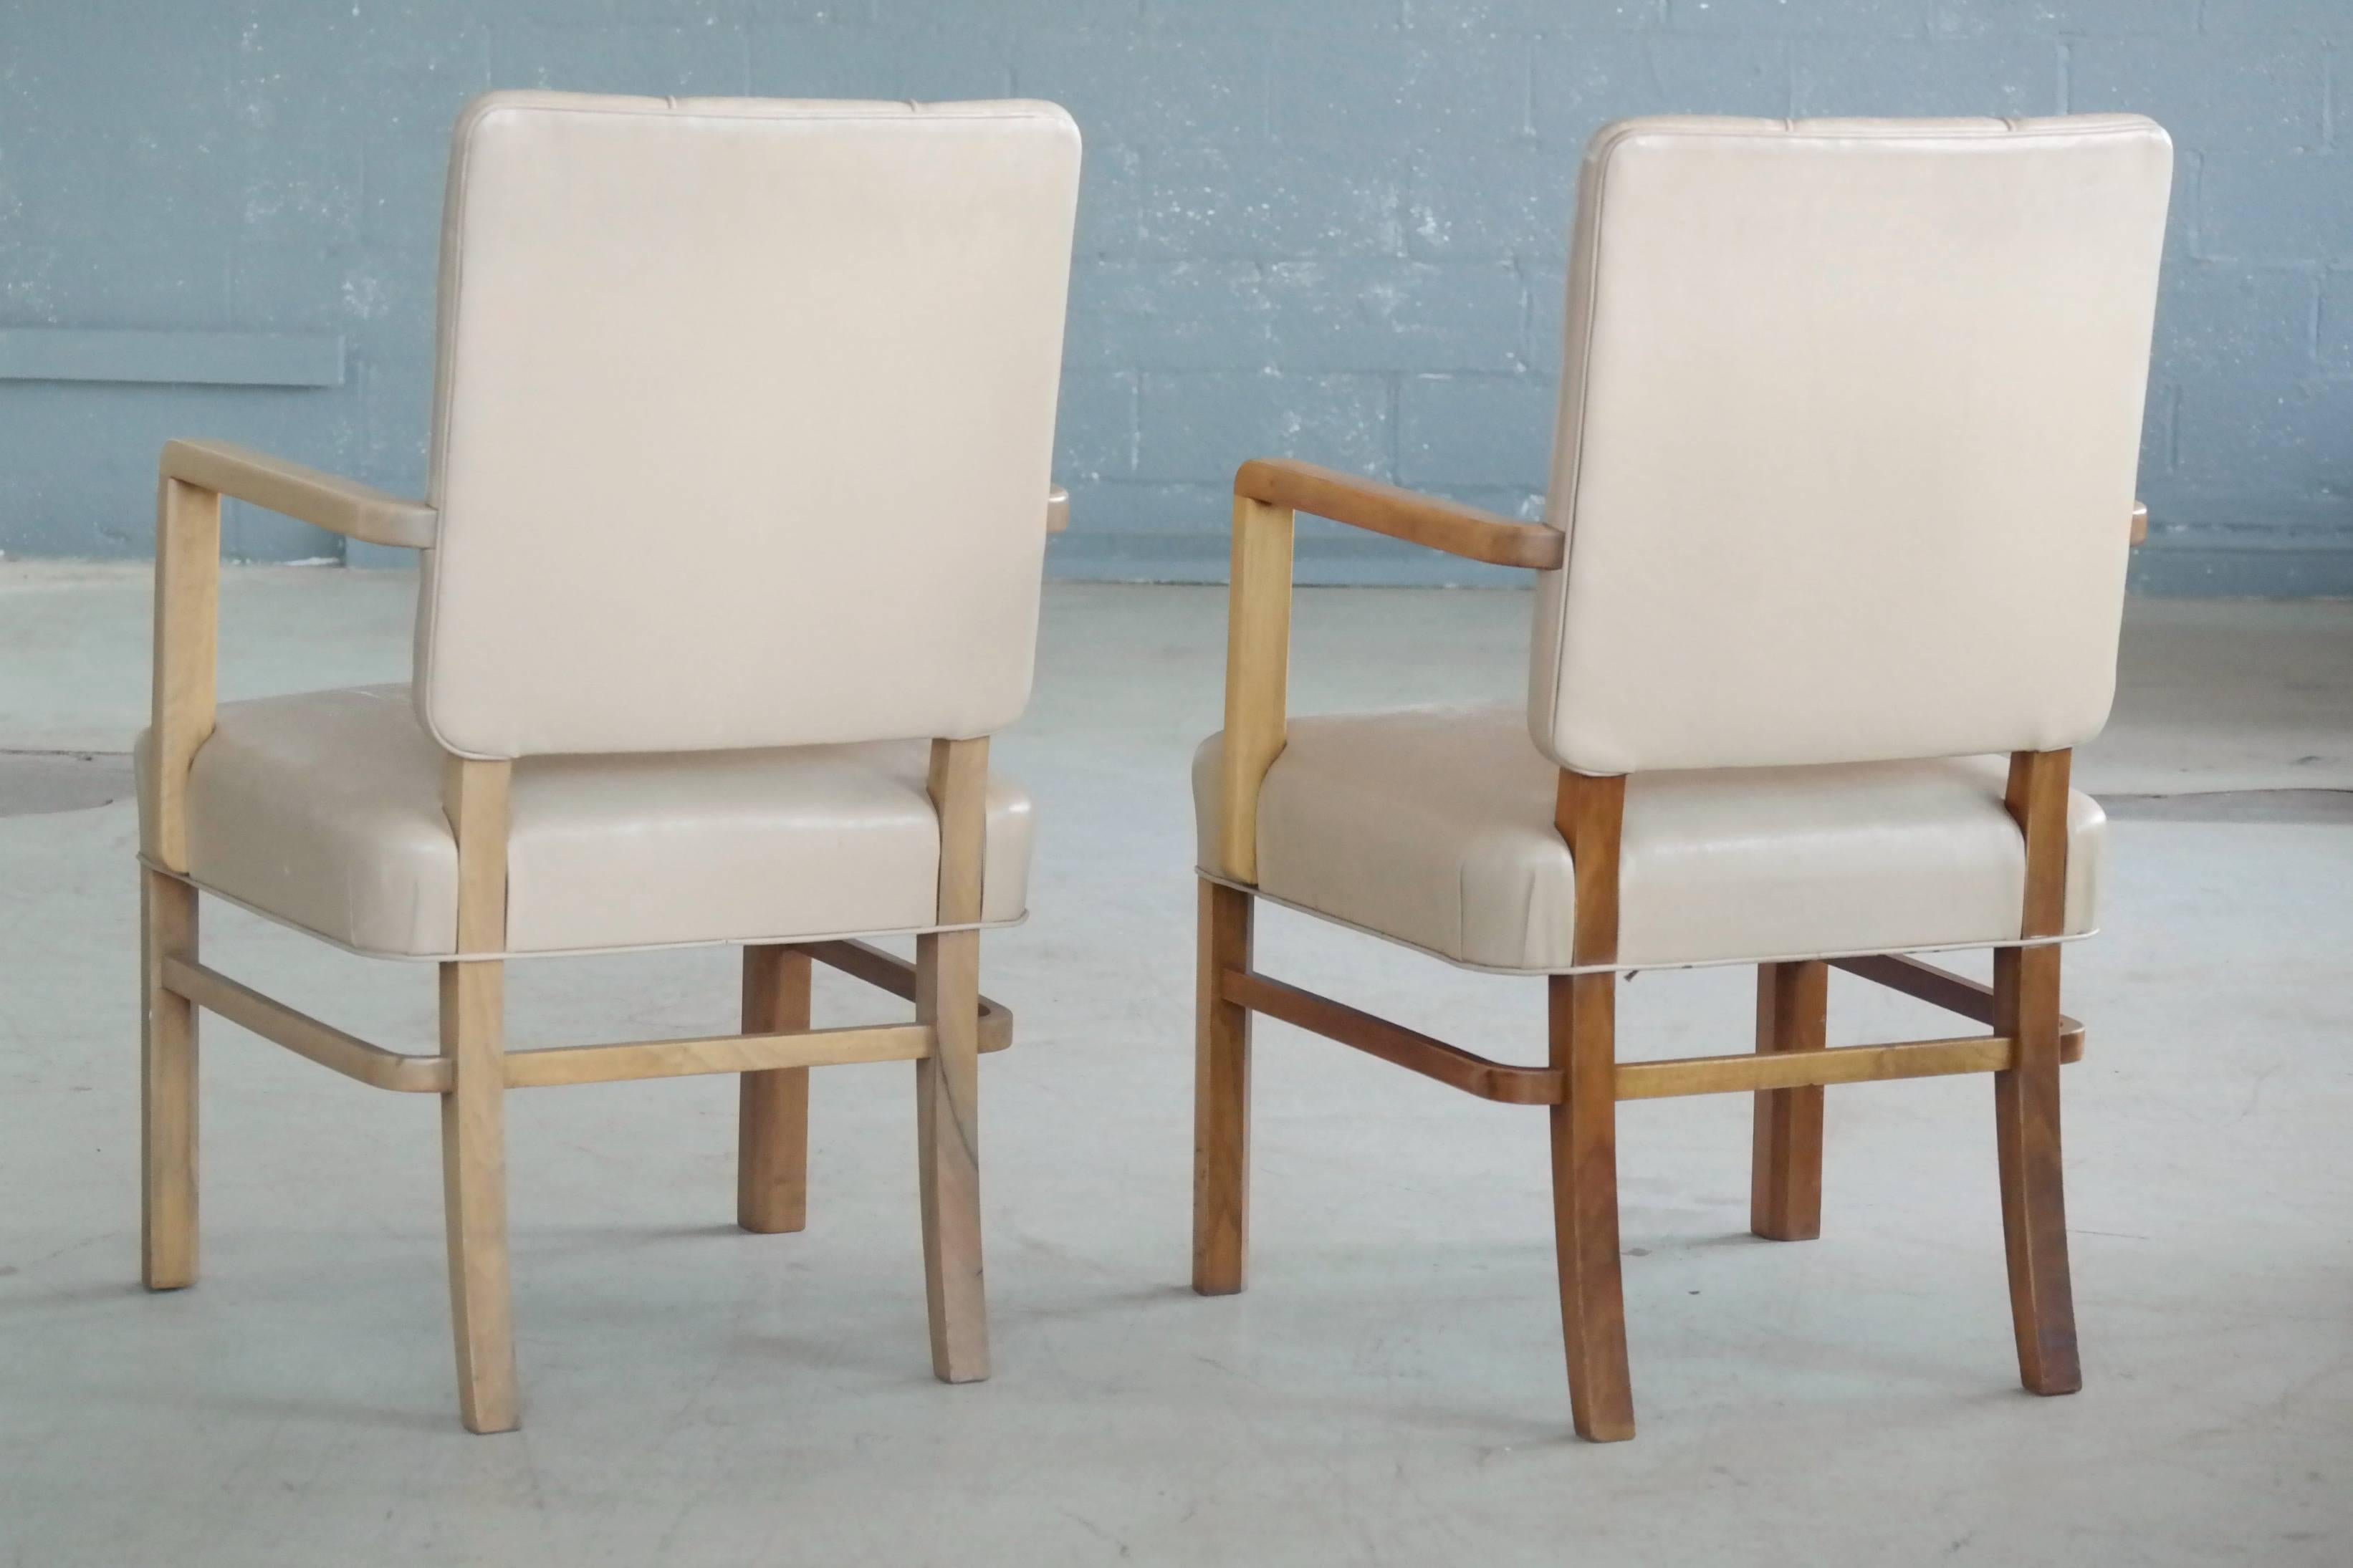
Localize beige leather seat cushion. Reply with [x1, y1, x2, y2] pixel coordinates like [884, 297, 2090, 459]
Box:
[136, 686, 1031, 958]
[1193, 704, 2102, 973]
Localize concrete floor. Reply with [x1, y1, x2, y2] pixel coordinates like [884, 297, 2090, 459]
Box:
[2, 565, 2349, 1567]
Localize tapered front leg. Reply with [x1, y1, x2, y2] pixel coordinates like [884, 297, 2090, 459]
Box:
[1750, 960, 1828, 1241]
[915, 928, 987, 1382]
[140, 867, 200, 1291]
[1549, 970, 1635, 1443]
[1192, 880, 1253, 1295]
[916, 736, 990, 1383]
[1994, 943, 2080, 1395]
[1994, 749, 2081, 1397]
[439, 754, 516, 1433]
[738, 946, 813, 1233]
[440, 957, 517, 1433]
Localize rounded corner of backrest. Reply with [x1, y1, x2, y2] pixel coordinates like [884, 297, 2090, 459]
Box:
[1581, 117, 1648, 160]
[1520, 701, 1569, 776]
[997, 101, 1086, 205]
[2065, 660, 2125, 754]
[1578, 117, 1679, 181]
[1020, 98, 1084, 150]
[407, 673, 456, 761]
[449, 90, 532, 160]
[2017, 113, 2176, 205]
[1582, 115, 1793, 166]
[2073, 110, 2171, 146]
[2127, 115, 2177, 184]
[411, 673, 513, 765]
[406, 634, 474, 764]
[1522, 554, 1575, 767]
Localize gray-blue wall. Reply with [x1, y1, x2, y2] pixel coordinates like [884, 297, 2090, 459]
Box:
[3, 1, 2347, 592]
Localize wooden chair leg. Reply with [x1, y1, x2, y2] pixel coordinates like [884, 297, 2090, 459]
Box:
[737, 945, 813, 1234]
[1750, 959, 1828, 1241]
[140, 867, 200, 1291]
[1993, 943, 2081, 1395]
[440, 957, 518, 1433]
[915, 928, 988, 1382]
[1192, 880, 1252, 1295]
[1549, 970, 1635, 1442]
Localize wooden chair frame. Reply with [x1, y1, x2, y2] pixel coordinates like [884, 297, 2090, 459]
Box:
[1194, 458, 2134, 1440]
[142, 442, 1065, 1430]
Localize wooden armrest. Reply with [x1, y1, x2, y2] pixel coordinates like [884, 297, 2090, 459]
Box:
[146, 441, 433, 868]
[1216, 457, 1564, 881]
[160, 438, 438, 549]
[1048, 485, 1069, 534]
[1234, 458, 1563, 570]
[2130, 501, 2148, 547]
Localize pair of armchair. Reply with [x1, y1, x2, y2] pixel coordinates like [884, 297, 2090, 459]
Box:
[136, 96, 2172, 1441]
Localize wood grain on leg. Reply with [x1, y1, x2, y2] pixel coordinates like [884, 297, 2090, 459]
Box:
[141, 868, 200, 1290]
[737, 945, 813, 1234]
[1550, 971, 1634, 1443]
[1551, 770, 1635, 1442]
[143, 470, 216, 1292]
[440, 756, 517, 1433]
[916, 737, 989, 1382]
[1192, 879, 1253, 1294]
[1995, 943, 2076, 1393]
[1750, 959, 1829, 1241]
[1994, 749, 2081, 1396]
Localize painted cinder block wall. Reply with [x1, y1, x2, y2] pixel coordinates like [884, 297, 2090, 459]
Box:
[1, 0, 2347, 593]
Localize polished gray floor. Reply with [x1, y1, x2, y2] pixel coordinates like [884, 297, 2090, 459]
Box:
[3, 568, 2349, 1567]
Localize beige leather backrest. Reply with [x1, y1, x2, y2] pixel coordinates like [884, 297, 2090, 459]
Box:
[416, 93, 1081, 759]
[1530, 115, 2172, 776]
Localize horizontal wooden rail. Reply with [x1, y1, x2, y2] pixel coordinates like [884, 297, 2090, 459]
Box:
[1615, 1034, 2018, 1101]
[169, 938, 1010, 1097]
[1832, 954, 2085, 1062]
[1221, 968, 1563, 1104]
[1230, 962, 2085, 1107]
[800, 939, 1013, 1055]
[505, 1023, 932, 1089]
[161, 956, 451, 1092]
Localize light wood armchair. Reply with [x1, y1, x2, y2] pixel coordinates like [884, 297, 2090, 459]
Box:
[1191, 114, 2173, 1441]
[144, 458, 1065, 1432]
[138, 91, 1082, 1433]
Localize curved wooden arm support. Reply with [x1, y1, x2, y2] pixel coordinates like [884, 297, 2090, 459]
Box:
[2130, 501, 2148, 547]
[148, 440, 436, 868]
[1234, 458, 1563, 569]
[1214, 459, 1562, 885]
[161, 439, 439, 549]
